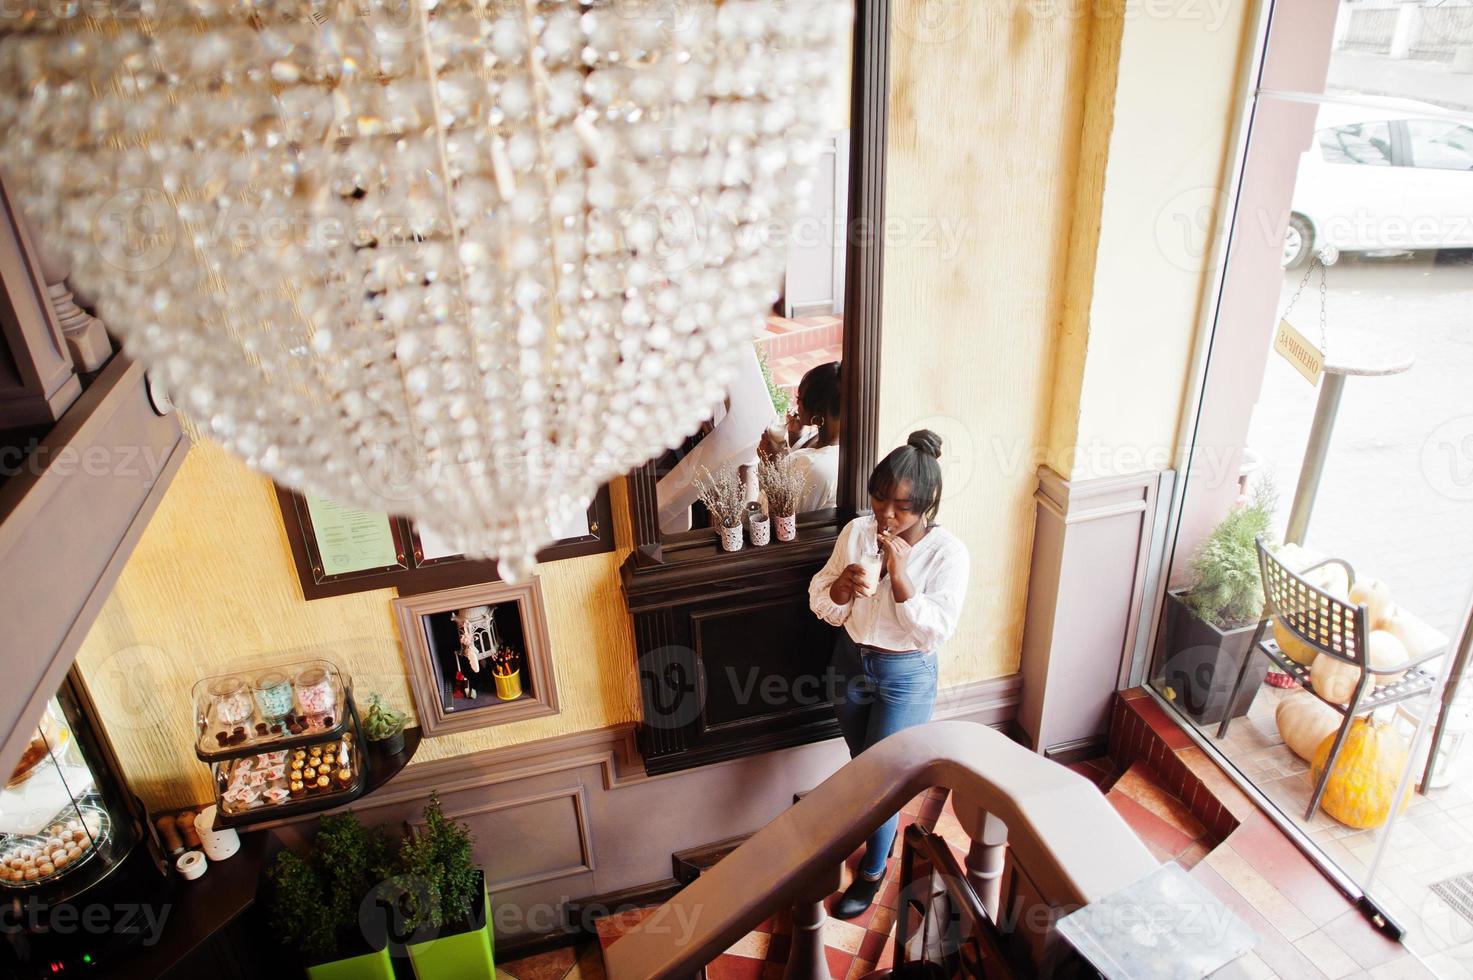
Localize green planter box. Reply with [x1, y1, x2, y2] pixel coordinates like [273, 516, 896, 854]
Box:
[305, 945, 396, 980]
[406, 873, 495, 980]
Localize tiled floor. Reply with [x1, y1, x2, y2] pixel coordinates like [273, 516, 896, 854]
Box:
[1109, 687, 1441, 978]
[1206, 682, 1473, 975]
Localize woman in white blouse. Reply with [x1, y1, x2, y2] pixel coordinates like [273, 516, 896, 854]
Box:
[808, 429, 970, 919]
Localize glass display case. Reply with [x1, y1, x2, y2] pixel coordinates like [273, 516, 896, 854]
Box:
[192, 659, 369, 828]
[1, 692, 147, 902]
[1, 671, 167, 976]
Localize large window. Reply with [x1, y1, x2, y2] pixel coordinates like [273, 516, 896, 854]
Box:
[1150, 0, 1473, 963]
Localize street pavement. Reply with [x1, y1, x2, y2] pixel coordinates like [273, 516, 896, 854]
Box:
[1246, 249, 1473, 641]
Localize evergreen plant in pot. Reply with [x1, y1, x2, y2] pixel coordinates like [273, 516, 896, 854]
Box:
[395, 793, 494, 979]
[268, 811, 396, 980]
[1155, 482, 1277, 725]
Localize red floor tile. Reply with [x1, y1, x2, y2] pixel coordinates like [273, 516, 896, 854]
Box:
[857, 926, 887, 964]
[1225, 811, 1349, 927]
[823, 944, 855, 979]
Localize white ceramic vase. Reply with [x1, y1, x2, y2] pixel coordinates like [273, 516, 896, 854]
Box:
[749, 514, 771, 546]
[775, 513, 797, 542]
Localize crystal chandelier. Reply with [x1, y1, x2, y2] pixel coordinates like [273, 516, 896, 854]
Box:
[0, 0, 839, 579]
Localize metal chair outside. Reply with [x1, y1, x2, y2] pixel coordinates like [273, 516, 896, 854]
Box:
[1216, 535, 1441, 821]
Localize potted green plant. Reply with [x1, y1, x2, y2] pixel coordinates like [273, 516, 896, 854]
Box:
[362, 693, 408, 755]
[395, 793, 495, 980]
[268, 811, 396, 980]
[1155, 481, 1277, 725]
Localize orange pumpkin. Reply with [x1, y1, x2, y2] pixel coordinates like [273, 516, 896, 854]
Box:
[1310, 718, 1410, 829]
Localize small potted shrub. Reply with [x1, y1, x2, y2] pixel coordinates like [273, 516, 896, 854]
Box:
[362, 693, 408, 755]
[395, 793, 495, 979]
[1155, 481, 1277, 725]
[268, 811, 396, 980]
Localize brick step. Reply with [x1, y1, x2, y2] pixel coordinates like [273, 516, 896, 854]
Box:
[1104, 761, 1215, 869]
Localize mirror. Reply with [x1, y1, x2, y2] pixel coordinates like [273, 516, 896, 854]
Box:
[651, 2, 856, 539]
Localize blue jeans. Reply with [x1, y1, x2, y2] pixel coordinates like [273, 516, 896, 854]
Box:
[830, 631, 938, 879]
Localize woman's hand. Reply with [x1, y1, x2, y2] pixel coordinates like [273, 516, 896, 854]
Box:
[829, 563, 865, 605]
[879, 532, 917, 602]
[786, 411, 806, 447]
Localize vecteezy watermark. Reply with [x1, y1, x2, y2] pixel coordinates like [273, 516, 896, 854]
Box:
[987, 436, 1243, 489]
[0, 441, 173, 482]
[893, 0, 974, 45]
[89, 644, 170, 734]
[1028, 0, 1234, 31]
[638, 644, 705, 731]
[1157, 189, 1473, 272]
[1155, 186, 1230, 274]
[628, 186, 970, 274]
[0, 899, 171, 946]
[1421, 415, 1473, 502]
[90, 187, 429, 275]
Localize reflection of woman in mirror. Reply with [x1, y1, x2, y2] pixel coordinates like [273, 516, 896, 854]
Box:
[807, 430, 970, 919]
[762, 361, 841, 513]
[655, 344, 774, 534]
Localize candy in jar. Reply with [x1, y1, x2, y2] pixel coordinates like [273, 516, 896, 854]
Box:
[294, 666, 337, 718]
[253, 670, 294, 720]
[209, 676, 254, 727]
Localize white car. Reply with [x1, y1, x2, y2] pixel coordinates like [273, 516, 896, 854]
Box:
[1284, 97, 1473, 268]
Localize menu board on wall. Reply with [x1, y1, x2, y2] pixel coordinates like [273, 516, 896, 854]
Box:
[303, 495, 401, 576]
[274, 483, 616, 601]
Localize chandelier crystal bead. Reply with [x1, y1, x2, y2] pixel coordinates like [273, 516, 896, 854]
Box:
[0, 0, 841, 579]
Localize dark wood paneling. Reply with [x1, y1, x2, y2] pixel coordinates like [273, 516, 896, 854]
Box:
[839, 0, 889, 512]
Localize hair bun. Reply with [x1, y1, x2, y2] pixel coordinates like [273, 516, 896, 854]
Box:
[907, 429, 942, 460]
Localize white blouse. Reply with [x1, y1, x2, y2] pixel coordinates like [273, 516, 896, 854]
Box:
[789, 443, 840, 513]
[809, 515, 969, 653]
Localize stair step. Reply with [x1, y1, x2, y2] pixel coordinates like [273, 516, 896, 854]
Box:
[672, 833, 752, 885]
[1104, 762, 1214, 868]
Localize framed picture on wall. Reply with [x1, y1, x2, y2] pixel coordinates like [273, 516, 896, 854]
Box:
[275, 483, 615, 600]
[392, 579, 560, 737]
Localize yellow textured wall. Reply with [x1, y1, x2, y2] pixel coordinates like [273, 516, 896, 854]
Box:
[1055, 2, 1255, 481]
[71, 3, 1253, 805]
[878, 1, 1100, 686]
[74, 440, 639, 811]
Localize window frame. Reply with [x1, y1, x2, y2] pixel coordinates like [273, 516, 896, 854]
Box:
[621, 0, 889, 586]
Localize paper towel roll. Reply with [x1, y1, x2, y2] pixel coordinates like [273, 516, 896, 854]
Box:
[176, 850, 207, 881]
[195, 805, 240, 862]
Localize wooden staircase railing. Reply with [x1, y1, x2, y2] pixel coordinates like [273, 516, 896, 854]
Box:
[602, 720, 1157, 979]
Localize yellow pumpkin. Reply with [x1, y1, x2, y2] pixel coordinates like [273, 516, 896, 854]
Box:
[1276, 692, 1341, 763]
[1311, 718, 1410, 829]
[1274, 619, 1320, 666]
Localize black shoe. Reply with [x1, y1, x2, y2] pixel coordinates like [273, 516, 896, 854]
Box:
[834, 871, 884, 919]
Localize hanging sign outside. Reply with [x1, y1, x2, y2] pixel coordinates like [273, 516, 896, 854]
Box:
[1274, 319, 1324, 386]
